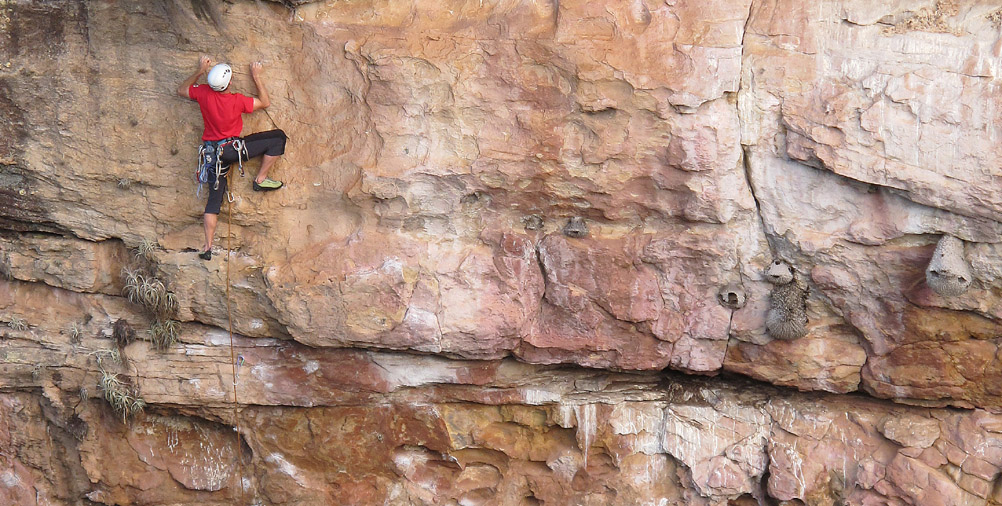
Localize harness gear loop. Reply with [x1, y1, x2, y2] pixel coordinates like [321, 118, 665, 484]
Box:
[231, 139, 247, 178]
[196, 145, 208, 197]
[196, 138, 249, 195]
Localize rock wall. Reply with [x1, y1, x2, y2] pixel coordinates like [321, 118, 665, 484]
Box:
[4, 0, 1002, 504]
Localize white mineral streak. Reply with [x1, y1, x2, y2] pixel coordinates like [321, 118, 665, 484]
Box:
[574, 403, 597, 469]
[370, 354, 467, 387]
[660, 390, 771, 497]
[520, 387, 561, 405]
[265, 453, 309, 488]
[303, 360, 320, 374]
[180, 438, 231, 491]
[1, 470, 22, 488]
[609, 403, 664, 455]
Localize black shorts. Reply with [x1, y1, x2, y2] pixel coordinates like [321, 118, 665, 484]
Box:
[204, 129, 288, 215]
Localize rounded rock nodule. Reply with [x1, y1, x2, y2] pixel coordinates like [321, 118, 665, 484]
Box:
[926, 235, 972, 297]
[522, 214, 544, 231]
[765, 259, 794, 285]
[562, 217, 588, 238]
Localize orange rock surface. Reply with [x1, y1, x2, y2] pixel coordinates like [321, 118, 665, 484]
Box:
[4, 0, 1002, 504]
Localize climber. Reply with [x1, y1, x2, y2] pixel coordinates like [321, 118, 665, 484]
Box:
[177, 55, 288, 261]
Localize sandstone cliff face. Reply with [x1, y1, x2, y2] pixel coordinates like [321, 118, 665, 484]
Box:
[4, 0, 1002, 504]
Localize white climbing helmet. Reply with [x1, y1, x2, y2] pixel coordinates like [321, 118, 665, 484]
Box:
[207, 63, 232, 91]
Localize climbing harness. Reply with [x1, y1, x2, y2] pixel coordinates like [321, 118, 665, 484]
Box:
[196, 137, 248, 197]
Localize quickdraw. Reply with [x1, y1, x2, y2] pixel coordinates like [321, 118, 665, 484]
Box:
[195, 137, 248, 196]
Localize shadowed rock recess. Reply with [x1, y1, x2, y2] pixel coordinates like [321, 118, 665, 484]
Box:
[5, 0, 1002, 504]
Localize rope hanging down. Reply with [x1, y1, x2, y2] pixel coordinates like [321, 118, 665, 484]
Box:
[226, 181, 246, 503]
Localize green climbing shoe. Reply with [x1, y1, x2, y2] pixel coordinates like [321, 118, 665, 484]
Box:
[253, 178, 283, 192]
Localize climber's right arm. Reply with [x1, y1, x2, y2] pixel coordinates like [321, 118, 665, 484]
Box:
[250, 62, 270, 111]
[177, 56, 212, 99]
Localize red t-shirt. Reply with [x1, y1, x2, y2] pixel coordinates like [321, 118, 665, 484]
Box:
[188, 84, 255, 141]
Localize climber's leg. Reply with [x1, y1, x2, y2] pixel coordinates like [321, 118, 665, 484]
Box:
[220, 129, 287, 191]
[256, 154, 280, 184]
[200, 167, 228, 260]
[201, 213, 217, 261]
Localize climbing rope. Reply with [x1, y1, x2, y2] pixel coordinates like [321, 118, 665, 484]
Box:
[225, 178, 246, 503]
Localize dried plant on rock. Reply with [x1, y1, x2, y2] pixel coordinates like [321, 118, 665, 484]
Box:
[66, 322, 83, 343]
[0, 254, 11, 280]
[135, 237, 159, 262]
[123, 267, 182, 349]
[7, 315, 27, 331]
[882, 0, 961, 35]
[112, 318, 136, 347]
[123, 267, 177, 317]
[99, 370, 145, 423]
[89, 347, 122, 368]
[122, 267, 144, 304]
[149, 319, 181, 350]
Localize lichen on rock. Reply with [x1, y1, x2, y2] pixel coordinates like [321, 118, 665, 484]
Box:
[764, 261, 809, 341]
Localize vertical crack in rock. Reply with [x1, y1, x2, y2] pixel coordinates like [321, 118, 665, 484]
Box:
[738, 145, 768, 246]
[532, 239, 549, 324]
[734, 0, 774, 256]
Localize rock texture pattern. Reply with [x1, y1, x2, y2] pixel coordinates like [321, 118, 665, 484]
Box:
[3, 0, 1002, 504]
